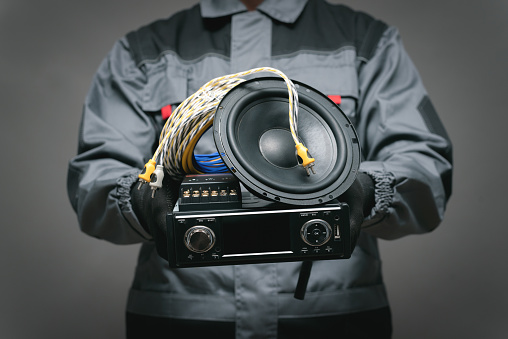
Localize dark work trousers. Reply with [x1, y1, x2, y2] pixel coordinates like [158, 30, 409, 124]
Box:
[126, 306, 392, 338]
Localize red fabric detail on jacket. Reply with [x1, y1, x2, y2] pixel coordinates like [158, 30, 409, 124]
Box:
[328, 95, 342, 105]
[161, 105, 172, 120]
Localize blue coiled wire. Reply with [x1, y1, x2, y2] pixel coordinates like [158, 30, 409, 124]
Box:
[193, 152, 229, 173]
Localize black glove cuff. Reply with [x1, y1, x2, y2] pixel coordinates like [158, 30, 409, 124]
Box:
[130, 181, 151, 234]
[356, 172, 376, 217]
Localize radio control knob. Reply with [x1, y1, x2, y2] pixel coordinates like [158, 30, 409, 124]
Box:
[184, 226, 216, 253]
[301, 219, 332, 246]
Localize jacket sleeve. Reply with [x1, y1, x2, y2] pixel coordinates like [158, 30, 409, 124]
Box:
[356, 26, 453, 239]
[67, 37, 156, 244]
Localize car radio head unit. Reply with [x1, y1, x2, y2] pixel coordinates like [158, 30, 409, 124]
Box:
[166, 173, 351, 268]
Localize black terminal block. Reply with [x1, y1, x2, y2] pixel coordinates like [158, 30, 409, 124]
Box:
[178, 173, 242, 211]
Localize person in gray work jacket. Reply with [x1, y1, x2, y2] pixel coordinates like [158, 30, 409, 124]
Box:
[67, 0, 453, 338]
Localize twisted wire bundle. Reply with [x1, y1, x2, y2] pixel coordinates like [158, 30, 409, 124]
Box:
[149, 67, 301, 179]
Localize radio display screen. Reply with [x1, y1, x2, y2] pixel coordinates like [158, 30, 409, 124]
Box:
[222, 213, 291, 255]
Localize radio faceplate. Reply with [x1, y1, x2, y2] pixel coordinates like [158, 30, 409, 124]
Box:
[166, 198, 351, 268]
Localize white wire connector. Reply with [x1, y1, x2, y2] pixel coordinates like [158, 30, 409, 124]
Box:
[149, 165, 165, 198]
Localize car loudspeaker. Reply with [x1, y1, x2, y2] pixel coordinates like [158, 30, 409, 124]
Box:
[213, 77, 360, 206]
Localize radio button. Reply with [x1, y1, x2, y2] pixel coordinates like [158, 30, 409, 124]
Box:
[184, 226, 216, 253]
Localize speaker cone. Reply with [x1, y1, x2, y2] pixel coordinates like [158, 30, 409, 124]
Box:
[213, 77, 360, 205]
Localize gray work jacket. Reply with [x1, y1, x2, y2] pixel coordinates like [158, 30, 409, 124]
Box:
[67, 0, 452, 338]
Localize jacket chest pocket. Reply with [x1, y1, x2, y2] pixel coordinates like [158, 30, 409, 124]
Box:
[139, 63, 232, 120]
[142, 65, 189, 111]
[273, 53, 360, 126]
[139, 65, 189, 134]
[139, 64, 227, 153]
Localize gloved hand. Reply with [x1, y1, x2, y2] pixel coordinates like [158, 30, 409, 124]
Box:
[339, 172, 376, 250]
[130, 171, 180, 260]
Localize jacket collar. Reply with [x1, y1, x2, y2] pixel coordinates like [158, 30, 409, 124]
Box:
[200, 0, 308, 23]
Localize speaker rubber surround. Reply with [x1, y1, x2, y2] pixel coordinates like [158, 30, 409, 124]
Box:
[213, 78, 360, 206]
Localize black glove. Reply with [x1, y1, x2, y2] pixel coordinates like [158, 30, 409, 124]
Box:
[339, 172, 376, 250]
[130, 172, 180, 260]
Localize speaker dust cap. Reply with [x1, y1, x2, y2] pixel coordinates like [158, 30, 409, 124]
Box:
[213, 77, 360, 206]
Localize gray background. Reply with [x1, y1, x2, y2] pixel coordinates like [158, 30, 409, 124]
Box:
[1, 0, 507, 338]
